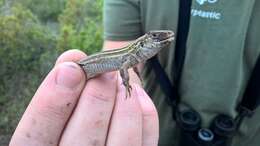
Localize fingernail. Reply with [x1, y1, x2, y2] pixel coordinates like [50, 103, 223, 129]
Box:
[56, 62, 84, 89]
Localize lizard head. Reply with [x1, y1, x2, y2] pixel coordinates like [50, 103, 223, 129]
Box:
[147, 30, 174, 43]
[142, 30, 174, 49]
[133, 30, 174, 59]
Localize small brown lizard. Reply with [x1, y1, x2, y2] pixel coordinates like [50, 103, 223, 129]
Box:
[78, 30, 174, 97]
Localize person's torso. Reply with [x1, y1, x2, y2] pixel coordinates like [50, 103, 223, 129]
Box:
[140, 0, 260, 146]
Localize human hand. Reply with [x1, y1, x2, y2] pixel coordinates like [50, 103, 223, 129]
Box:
[10, 50, 159, 146]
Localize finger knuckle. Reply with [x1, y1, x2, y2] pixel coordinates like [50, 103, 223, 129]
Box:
[86, 87, 115, 103]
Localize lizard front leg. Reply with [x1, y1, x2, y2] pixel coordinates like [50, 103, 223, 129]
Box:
[133, 66, 143, 86]
[119, 54, 142, 98]
[119, 68, 132, 98]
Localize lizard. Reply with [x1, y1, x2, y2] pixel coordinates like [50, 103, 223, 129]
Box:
[78, 30, 174, 97]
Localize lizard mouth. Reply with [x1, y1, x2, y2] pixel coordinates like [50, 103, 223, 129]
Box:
[159, 35, 174, 44]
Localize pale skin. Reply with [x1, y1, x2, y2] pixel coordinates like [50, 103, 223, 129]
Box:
[10, 41, 159, 146]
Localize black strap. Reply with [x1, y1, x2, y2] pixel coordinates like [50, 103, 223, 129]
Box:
[173, 0, 192, 88]
[148, 0, 192, 114]
[149, 57, 178, 106]
[238, 55, 260, 117]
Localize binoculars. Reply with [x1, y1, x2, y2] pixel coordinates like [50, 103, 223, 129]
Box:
[176, 109, 236, 146]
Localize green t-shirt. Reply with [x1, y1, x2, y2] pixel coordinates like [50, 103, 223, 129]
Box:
[104, 0, 260, 146]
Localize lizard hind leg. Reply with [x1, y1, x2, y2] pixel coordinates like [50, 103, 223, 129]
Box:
[119, 68, 132, 98]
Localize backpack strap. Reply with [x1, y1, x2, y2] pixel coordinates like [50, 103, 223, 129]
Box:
[173, 0, 192, 88]
[149, 57, 178, 107]
[237, 55, 260, 119]
[148, 0, 192, 119]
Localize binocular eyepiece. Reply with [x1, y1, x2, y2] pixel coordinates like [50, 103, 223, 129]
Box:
[176, 109, 236, 146]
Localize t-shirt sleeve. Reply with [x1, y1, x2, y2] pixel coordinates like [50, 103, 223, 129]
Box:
[103, 0, 142, 41]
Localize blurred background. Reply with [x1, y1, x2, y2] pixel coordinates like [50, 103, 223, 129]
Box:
[0, 0, 103, 145]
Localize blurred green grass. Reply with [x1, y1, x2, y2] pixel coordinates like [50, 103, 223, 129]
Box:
[0, 0, 103, 145]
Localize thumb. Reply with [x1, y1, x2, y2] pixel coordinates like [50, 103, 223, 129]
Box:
[10, 62, 86, 146]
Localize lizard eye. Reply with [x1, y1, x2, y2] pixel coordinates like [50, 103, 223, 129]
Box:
[140, 42, 144, 47]
[152, 33, 158, 38]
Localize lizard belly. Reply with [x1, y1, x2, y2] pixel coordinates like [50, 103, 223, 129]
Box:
[82, 58, 122, 79]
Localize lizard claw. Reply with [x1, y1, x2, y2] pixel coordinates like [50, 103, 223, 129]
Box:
[123, 84, 132, 99]
[126, 84, 132, 98]
[122, 81, 132, 99]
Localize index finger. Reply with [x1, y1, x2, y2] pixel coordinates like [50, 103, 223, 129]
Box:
[59, 72, 118, 146]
